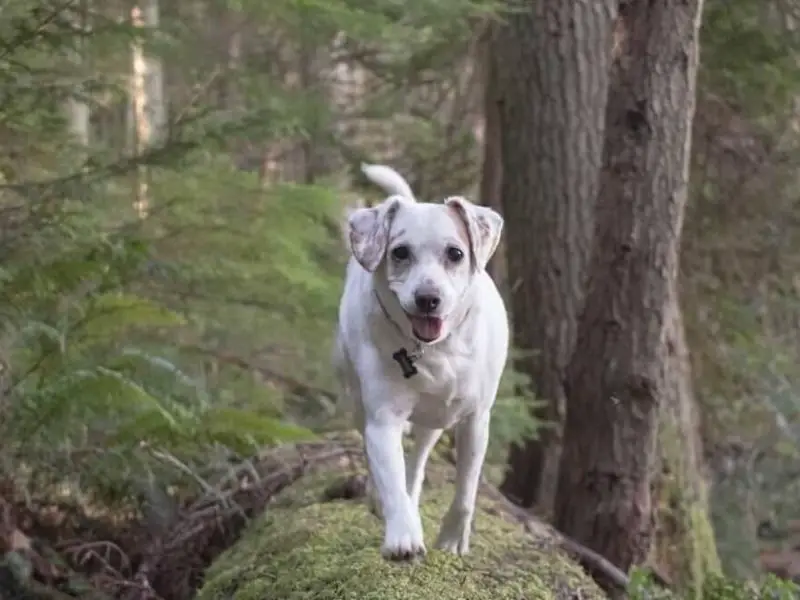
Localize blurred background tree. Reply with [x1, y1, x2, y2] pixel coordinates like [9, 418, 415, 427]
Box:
[686, 0, 800, 583]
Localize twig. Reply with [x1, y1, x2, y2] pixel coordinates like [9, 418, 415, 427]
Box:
[119, 438, 359, 600]
[482, 485, 630, 590]
[59, 539, 131, 575]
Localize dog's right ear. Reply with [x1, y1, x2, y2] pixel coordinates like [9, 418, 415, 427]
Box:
[347, 196, 403, 272]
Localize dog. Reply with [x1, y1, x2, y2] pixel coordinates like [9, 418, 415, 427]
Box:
[332, 163, 509, 560]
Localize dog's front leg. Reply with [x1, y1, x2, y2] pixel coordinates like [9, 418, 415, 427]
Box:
[364, 417, 426, 559]
[435, 410, 490, 555]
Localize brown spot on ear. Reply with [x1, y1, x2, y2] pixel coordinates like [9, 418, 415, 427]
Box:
[475, 214, 493, 246]
[347, 199, 403, 272]
[445, 204, 471, 248]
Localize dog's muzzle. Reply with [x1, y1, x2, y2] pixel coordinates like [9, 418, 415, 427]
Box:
[407, 290, 445, 342]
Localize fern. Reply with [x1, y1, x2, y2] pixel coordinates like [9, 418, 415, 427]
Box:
[0, 0, 507, 520]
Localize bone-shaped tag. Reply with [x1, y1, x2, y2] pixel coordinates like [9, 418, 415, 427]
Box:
[392, 348, 418, 379]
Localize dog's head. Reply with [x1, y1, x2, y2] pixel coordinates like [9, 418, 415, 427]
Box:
[347, 195, 503, 344]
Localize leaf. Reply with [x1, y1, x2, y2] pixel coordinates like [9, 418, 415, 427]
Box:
[79, 293, 187, 338]
[15, 319, 65, 353]
[109, 408, 189, 449]
[13, 366, 181, 443]
[197, 406, 315, 454]
[107, 348, 202, 395]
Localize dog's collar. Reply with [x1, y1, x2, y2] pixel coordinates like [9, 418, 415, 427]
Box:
[373, 290, 424, 378]
[372, 288, 472, 380]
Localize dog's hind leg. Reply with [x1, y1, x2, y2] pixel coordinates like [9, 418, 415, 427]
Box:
[334, 352, 382, 520]
[406, 424, 443, 509]
[435, 409, 491, 556]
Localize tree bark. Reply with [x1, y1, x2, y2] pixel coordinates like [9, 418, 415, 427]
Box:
[492, 0, 617, 512]
[555, 0, 705, 581]
[479, 23, 506, 291]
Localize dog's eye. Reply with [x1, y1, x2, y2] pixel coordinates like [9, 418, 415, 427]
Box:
[391, 245, 411, 261]
[446, 246, 465, 263]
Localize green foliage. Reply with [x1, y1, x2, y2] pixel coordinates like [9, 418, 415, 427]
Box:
[3, 5, 798, 597]
[0, 216, 318, 500]
[0, 0, 518, 526]
[628, 568, 800, 600]
[701, 2, 800, 119]
[685, 0, 800, 577]
[487, 348, 543, 463]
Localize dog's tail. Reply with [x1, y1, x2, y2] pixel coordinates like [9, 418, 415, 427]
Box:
[361, 163, 416, 201]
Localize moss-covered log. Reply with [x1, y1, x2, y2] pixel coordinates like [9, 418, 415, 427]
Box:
[195, 437, 610, 600]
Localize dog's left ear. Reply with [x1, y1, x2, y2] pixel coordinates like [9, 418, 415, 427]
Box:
[445, 197, 504, 272]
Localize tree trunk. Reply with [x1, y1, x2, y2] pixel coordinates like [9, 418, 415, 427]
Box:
[478, 23, 506, 291]
[555, 0, 705, 584]
[130, 0, 165, 219]
[492, 0, 617, 513]
[296, 39, 325, 184]
[65, 0, 91, 148]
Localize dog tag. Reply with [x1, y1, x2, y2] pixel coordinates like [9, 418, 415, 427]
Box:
[392, 348, 418, 379]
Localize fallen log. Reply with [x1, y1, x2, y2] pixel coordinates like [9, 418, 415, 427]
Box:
[192, 433, 611, 600]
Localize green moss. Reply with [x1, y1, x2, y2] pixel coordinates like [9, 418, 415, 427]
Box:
[653, 418, 721, 599]
[196, 468, 606, 600]
[690, 497, 723, 587]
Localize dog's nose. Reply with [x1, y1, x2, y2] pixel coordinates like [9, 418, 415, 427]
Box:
[414, 293, 441, 313]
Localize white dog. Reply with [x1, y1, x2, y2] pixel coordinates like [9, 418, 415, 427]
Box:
[333, 164, 510, 560]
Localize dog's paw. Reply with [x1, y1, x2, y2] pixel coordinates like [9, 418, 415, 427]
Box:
[381, 512, 426, 561]
[434, 507, 472, 555]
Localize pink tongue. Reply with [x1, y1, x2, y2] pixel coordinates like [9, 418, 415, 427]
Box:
[410, 316, 443, 342]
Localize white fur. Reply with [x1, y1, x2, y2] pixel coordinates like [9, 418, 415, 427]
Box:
[360, 163, 416, 200]
[333, 164, 509, 559]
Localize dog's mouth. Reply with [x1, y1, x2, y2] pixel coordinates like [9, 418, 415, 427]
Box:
[407, 315, 444, 343]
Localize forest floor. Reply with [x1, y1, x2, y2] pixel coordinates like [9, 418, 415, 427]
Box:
[0, 433, 630, 600]
[0, 437, 349, 600]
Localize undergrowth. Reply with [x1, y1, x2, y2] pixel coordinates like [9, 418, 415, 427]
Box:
[628, 568, 800, 600]
[0, 0, 539, 524]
